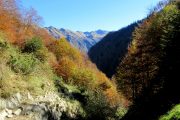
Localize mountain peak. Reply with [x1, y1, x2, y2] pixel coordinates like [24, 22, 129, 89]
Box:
[45, 27, 109, 52]
[95, 29, 108, 34]
[59, 28, 66, 31]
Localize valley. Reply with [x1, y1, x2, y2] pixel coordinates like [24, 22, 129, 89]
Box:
[0, 0, 180, 120]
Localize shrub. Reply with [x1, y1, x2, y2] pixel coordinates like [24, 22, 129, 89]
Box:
[55, 57, 76, 80]
[9, 52, 37, 74]
[84, 89, 116, 120]
[115, 107, 128, 119]
[23, 37, 48, 62]
[71, 67, 96, 88]
[34, 48, 48, 62]
[23, 37, 43, 53]
[48, 38, 82, 62]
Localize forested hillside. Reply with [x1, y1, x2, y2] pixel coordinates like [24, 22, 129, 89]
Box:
[115, 1, 180, 119]
[88, 22, 139, 77]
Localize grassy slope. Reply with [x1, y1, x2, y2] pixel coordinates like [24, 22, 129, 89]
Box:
[0, 35, 56, 98]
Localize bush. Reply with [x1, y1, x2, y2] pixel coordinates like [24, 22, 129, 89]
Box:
[9, 52, 37, 74]
[55, 57, 76, 80]
[71, 67, 96, 88]
[23, 37, 43, 53]
[34, 48, 48, 62]
[84, 89, 116, 120]
[115, 107, 128, 119]
[48, 38, 82, 62]
[23, 37, 48, 62]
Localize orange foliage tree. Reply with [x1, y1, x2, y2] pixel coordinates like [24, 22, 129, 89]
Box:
[0, 0, 47, 46]
[0, 0, 21, 43]
[48, 38, 125, 106]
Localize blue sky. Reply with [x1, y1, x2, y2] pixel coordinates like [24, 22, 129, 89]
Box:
[22, 0, 161, 31]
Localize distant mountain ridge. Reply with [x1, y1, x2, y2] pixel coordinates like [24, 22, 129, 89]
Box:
[45, 26, 108, 52]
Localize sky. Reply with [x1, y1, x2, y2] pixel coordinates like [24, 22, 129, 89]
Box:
[22, 0, 161, 31]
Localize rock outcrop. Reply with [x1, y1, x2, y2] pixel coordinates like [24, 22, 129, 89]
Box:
[0, 92, 85, 120]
